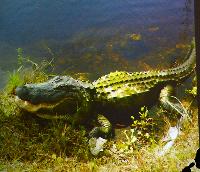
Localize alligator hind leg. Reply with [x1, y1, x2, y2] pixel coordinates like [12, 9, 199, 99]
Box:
[89, 114, 112, 139]
[157, 85, 188, 156]
[159, 85, 187, 117]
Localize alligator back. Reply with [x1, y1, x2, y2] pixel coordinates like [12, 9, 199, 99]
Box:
[93, 43, 196, 100]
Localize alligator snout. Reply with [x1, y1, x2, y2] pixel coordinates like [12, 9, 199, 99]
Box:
[16, 84, 67, 105]
[16, 86, 30, 101]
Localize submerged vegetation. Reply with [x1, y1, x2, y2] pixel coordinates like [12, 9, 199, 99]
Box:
[0, 49, 198, 171]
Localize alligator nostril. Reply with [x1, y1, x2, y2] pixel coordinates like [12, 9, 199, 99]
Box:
[16, 86, 22, 95]
[16, 86, 23, 95]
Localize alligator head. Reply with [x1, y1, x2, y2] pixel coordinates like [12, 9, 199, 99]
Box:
[15, 76, 93, 115]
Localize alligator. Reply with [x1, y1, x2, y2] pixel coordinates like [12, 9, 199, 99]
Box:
[15, 41, 196, 139]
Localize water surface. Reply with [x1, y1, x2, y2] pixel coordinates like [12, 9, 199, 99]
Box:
[0, 0, 194, 87]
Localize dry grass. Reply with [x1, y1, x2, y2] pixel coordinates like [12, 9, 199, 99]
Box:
[0, 88, 198, 172]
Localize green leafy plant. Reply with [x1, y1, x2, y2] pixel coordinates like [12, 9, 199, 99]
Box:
[121, 129, 137, 152]
[5, 48, 54, 94]
[185, 75, 197, 98]
[6, 70, 24, 94]
[131, 106, 156, 146]
[185, 86, 197, 97]
[115, 107, 156, 153]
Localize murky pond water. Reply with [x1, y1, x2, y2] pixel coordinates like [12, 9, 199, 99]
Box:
[0, 0, 194, 87]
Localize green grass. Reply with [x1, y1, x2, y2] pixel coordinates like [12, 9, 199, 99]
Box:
[0, 52, 198, 171]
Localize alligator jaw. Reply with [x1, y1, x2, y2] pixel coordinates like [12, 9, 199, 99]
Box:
[15, 96, 63, 113]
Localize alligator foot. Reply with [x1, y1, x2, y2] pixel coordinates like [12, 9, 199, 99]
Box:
[89, 114, 112, 139]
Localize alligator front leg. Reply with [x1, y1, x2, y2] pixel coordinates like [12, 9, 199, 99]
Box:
[89, 114, 112, 139]
[71, 99, 92, 126]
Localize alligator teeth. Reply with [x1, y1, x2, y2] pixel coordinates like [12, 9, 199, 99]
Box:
[15, 96, 21, 102]
[15, 96, 30, 106]
[24, 101, 28, 106]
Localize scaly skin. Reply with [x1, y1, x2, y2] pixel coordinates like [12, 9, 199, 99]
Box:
[15, 41, 196, 138]
[93, 43, 195, 100]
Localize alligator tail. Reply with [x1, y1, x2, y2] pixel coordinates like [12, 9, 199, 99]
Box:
[161, 39, 196, 82]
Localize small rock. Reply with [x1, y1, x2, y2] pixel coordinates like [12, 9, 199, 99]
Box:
[89, 137, 107, 156]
